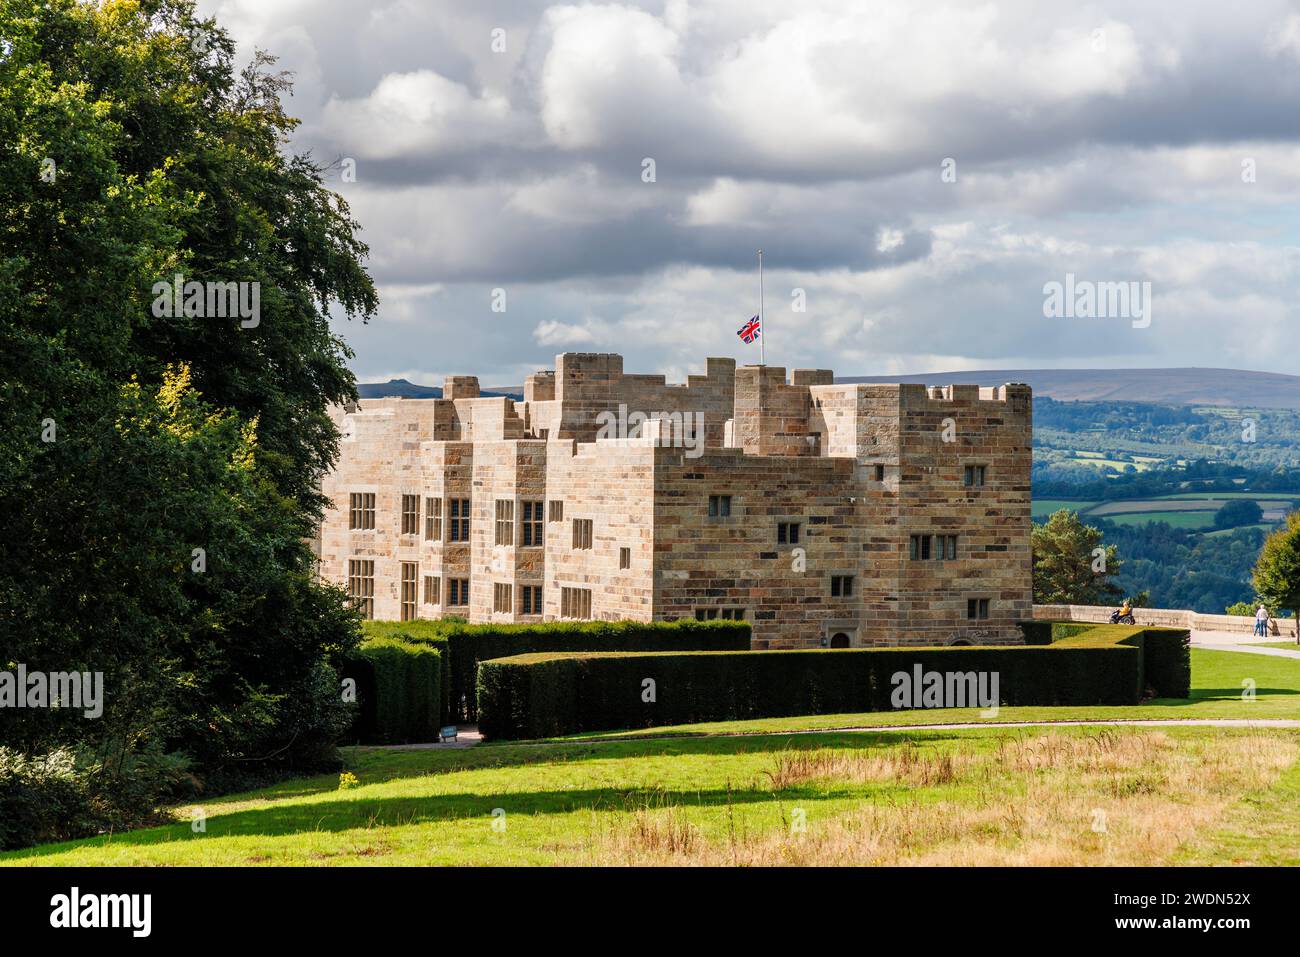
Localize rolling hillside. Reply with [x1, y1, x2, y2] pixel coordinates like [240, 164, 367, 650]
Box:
[356, 379, 520, 400]
[360, 368, 1300, 410]
[837, 367, 1300, 410]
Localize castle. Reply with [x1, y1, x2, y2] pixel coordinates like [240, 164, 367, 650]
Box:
[317, 353, 1033, 648]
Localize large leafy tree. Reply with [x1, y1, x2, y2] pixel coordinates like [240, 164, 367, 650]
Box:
[1254, 513, 1300, 641]
[1031, 510, 1125, 605]
[0, 0, 374, 788]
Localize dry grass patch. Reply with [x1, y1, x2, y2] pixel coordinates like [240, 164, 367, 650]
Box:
[588, 731, 1295, 866]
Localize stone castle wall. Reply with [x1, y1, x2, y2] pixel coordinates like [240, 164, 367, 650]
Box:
[317, 353, 1034, 647]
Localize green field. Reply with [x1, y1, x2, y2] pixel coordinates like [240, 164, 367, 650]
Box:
[1031, 498, 1097, 518]
[1198, 523, 1274, 538]
[1157, 492, 1300, 501]
[1031, 492, 1296, 526]
[1102, 510, 1216, 529]
[4, 649, 1299, 867]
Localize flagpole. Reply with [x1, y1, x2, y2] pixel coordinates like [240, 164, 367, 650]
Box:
[758, 248, 765, 366]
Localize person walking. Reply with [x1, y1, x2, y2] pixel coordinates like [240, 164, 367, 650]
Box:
[1255, 604, 1270, 637]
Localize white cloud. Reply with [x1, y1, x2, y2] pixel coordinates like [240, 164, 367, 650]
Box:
[201, 0, 1300, 382]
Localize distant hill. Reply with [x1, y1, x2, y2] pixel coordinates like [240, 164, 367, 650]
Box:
[356, 379, 521, 400]
[360, 368, 1299, 410]
[836, 368, 1300, 411]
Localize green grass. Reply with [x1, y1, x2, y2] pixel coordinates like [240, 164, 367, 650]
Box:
[1174, 747, 1300, 865]
[3, 649, 1298, 866]
[1157, 492, 1300, 501]
[1197, 523, 1274, 538]
[1246, 641, 1300, 650]
[1101, 510, 1215, 529]
[1031, 498, 1098, 518]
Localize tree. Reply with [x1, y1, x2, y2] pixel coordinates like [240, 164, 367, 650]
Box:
[1254, 513, 1300, 642]
[0, 0, 375, 828]
[1213, 499, 1263, 530]
[1031, 510, 1125, 605]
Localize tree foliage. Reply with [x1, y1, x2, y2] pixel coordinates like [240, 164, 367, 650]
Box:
[1213, 499, 1264, 530]
[1254, 513, 1300, 627]
[0, 0, 376, 822]
[1031, 510, 1124, 605]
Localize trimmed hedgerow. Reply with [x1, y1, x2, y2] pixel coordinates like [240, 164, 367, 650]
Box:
[1139, 627, 1192, 698]
[1018, 621, 1053, 645]
[368, 618, 751, 722]
[362, 622, 451, 724]
[342, 637, 442, 744]
[478, 624, 1154, 740]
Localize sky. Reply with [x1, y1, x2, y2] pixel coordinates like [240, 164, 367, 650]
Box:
[201, 0, 1300, 387]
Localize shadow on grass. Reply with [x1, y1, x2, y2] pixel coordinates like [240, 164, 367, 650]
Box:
[9, 776, 918, 858]
[4, 729, 993, 860]
[1146, 688, 1300, 707]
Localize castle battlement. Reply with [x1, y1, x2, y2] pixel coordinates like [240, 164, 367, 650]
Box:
[319, 352, 1033, 648]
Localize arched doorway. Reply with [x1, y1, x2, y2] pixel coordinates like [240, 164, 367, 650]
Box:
[948, 638, 973, 646]
[830, 633, 851, 648]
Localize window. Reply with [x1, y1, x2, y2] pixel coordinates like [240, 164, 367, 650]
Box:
[560, 586, 592, 619]
[495, 499, 515, 546]
[521, 585, 543, 615]
[424, 497, 441, 540]
[522, 501, 544, 547]
[423, 575, 440, 605]
[448, 498, 470, 542]
[936, 534, 958, 560]
[572, 518, 593, 550]
[347, 559, 374, 618]
[400, 562, 418, 620]
[909, 535, 932, 560]
[964, 465, 987, 487]
[399, 495, 419, 535]
[831, 575, 854, 598]
[875, 464, 886, 482]
[695, 607, 746, 621]
[348, 493, 375, 530]
[619, 547, 631, 569]
[493, 582, 513, 614]
[708, 494, 732, 517]
[777, 522, 800, 545]
[447, 578, 470, 607]
[548, 500, 564, 522]
[967, 597, 990, 620]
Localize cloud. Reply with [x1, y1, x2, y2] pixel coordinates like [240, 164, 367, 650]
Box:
[201, 0, 1300, 384]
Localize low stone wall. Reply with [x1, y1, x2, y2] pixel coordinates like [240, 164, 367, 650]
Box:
[1033, 604, 1298, 639]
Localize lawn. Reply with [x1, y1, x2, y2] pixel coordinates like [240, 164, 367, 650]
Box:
[3, 650, 1298, 867]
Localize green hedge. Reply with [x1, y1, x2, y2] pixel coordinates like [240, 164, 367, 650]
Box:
[362, 622, 451, 724]
[478, 624, 1157, 740]
[368, 618, 751, 722]
[342, 637, 442, 744]
[1139, 627, 1192, 698]
[1017, 621, 1053, 645]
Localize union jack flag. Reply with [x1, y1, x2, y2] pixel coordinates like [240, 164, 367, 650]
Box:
[737, 315, 761, 344]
